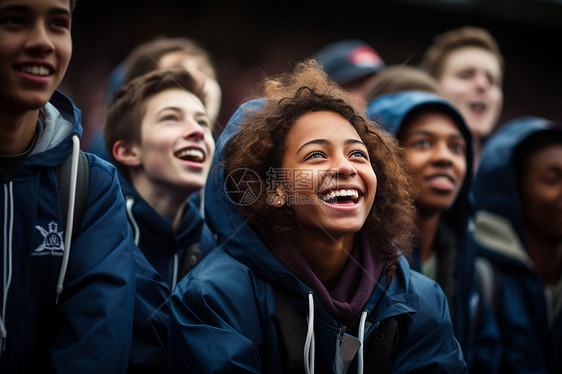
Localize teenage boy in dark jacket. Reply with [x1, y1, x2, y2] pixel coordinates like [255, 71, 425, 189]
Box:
[104, 68, 214, 290]
[0, 0, 136, 372]
[103, 68, 215, 373]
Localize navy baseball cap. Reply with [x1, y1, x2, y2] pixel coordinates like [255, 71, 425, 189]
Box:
[314, 39, 386, 85]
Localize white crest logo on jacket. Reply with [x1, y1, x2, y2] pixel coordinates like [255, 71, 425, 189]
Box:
[33, 221, 64, 256]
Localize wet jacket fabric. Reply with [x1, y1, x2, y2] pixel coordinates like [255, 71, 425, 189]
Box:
[366, 90, 498, 369]
[469, 116, 562, 374]
[168, 99, 467, 373]
[0, 91, 136, 373]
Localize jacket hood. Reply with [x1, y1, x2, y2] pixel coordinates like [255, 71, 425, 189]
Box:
[366, 90, 473, 246]
[204, 99, 302, 287]
[16, 90, 82, 175]
[472, 116, 562, 247]
[204, 99, 431, 329]
[366, 91, 475, 342]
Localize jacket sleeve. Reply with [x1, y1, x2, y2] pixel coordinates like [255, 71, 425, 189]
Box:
[49, 157, 136, 374]
[391, 277, 468, 373]
[168, 271, 265, 374]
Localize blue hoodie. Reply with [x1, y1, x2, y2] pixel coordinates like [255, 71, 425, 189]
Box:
[120, 176, 204, 290]
[168, 99, 467, 373]
[469, 116, 562, 373]
[117, 172, 208, 374]
[0, 91, 136, 373]
[366, 90, 498, 370]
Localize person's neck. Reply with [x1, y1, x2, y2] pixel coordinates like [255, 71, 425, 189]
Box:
[133, 176, 193, 226]
[416, 209, 441, 263]
[299, 230, 354, 289]
[525, 229, 562, 285]
[0, 109, 39, 155]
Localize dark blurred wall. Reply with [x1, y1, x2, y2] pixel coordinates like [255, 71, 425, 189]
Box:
[63, 0, 562, 147]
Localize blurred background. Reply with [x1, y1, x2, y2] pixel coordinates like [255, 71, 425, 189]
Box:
[62, 0, 562, 147]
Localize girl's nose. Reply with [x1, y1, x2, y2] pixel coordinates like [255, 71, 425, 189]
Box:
[332, 154, 357, 177]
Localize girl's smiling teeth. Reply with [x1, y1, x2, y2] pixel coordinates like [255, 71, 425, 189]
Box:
[175, 148, 205, 163]
[320, 189, 360, 204]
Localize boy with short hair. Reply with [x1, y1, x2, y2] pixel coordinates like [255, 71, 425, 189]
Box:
[104, 68, 216, 373]
[87, 35, 222, 163]
[421, 26, 504, 164]
[0, 0, 136, 372]
[104, 67, 215, 290]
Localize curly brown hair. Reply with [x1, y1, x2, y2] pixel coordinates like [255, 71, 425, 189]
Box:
[224, 60, 417, 279]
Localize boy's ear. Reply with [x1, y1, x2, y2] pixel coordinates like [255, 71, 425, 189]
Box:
[112, 140, 141, 167]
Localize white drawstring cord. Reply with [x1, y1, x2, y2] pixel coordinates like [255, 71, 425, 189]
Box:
[171, 253, 179, 290]
[56, 135, 80, 304]
[125, 196, 140, 246]
[1, 182, 14, 350]
[357, 309, 368, 374]
[127, 195, 179, 290]
[304, 291, 315, 374]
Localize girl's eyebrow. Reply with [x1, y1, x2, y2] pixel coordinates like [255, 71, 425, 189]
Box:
[296, 139, 329, 155]
[296, 138, 365, 155]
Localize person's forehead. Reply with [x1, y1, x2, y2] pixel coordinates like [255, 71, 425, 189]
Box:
[158, 52, 214, 77]
[444, 47, 500, 70]
[144, 89, 205, 113]
[0, 0, 71, 10]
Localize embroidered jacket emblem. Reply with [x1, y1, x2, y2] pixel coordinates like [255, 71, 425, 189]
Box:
[33, 221, 64, 256]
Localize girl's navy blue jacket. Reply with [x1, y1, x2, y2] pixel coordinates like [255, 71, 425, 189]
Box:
[366, 90, 499, 370]
[168, 99, 467, 373]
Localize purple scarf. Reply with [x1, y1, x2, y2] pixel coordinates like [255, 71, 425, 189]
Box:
[272, 236, 383, 329]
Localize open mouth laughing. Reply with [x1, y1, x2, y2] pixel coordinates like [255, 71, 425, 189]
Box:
[469, 101, 487, 114]
[174, 147, 206, 163]
[319, 188, 360, 204]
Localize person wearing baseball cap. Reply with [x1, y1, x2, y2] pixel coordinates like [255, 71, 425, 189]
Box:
[314, 39, 386, 103]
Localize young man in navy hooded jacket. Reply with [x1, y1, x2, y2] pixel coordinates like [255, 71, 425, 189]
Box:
[367, 90, 499, 371]
[103, 68, 215, 373]
[470, 116, 562, 373]
[0, 0, 136, 372]
[104, 68, 214, 291]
